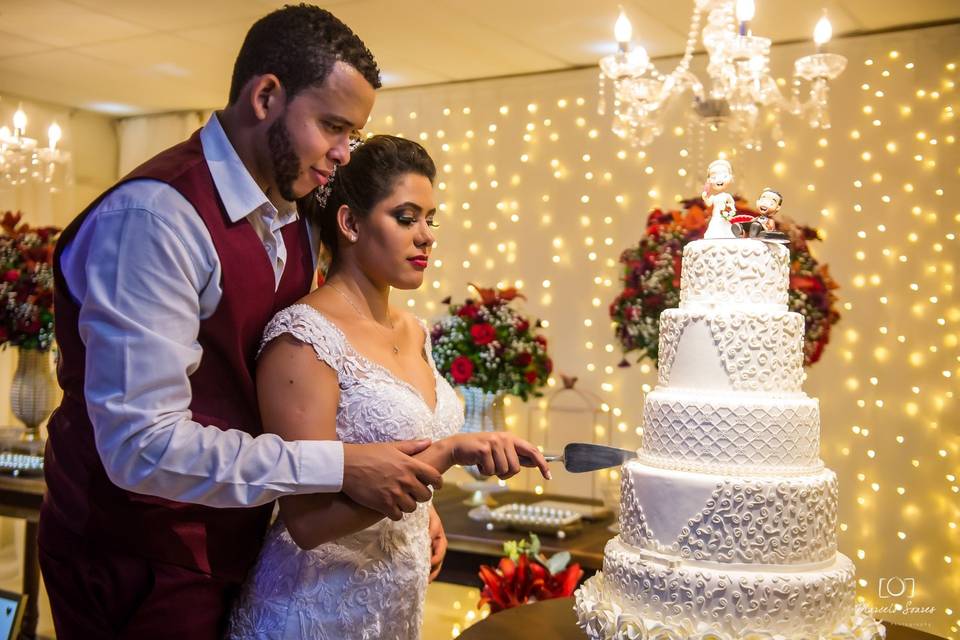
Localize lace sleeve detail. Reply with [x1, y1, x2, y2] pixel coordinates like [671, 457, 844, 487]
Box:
[259, 304, 346, 376]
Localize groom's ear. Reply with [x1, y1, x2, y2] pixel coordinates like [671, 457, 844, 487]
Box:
[249, 74, 285, 122]
[337, 204, 360, 243]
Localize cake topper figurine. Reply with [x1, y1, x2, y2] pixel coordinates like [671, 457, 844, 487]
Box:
[731, 187, 790, 244]
[702, 159, 737, 239]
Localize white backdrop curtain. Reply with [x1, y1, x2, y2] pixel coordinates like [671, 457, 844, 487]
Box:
[117, 111, 211, 178]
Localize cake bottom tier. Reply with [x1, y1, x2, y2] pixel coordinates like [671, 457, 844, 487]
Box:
[573, 537, 885, 640]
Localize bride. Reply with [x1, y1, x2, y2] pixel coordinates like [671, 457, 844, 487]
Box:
[227, 135, 551, 639]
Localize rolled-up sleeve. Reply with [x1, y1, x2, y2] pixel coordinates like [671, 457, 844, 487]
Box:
[65, 182, 343, 508]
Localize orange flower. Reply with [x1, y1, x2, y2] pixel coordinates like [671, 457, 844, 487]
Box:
[681, 205, 705, 230]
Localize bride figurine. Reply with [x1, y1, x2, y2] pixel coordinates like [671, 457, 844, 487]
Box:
[702, 159, 737, 239]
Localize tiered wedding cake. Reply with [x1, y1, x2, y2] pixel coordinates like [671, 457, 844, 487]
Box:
[575, 239, 884, 640]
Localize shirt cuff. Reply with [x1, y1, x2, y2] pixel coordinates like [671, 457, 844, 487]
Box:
[297, 440, 344, 493]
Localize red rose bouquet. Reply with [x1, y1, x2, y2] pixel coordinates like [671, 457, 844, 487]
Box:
[431, 284, 552, 400]
[478, 534, 583, 613]
[610, 196, 840, 367]
[0, 212, 60, 351]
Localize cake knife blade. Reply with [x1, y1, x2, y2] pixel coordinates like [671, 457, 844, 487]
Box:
[539, 442, 637, 473]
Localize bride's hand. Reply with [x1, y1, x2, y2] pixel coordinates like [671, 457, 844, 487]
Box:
[428, 506, 446, 583]
[445, 432, 552, 480]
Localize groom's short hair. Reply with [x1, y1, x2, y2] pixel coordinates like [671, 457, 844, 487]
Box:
[228, 4, 381, 104]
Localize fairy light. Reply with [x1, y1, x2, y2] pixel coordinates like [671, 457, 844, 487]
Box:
[370, 33, 959, 635]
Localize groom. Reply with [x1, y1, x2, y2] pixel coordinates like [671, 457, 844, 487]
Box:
[38, 5, 443, 638]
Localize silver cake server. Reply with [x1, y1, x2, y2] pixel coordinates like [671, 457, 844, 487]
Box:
[540, 442, 637, 473]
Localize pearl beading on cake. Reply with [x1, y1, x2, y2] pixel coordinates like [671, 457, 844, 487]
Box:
[635, 452, 824, 477]
[618, 466, 839, 565]
[679, 240, 789, 308]
[641, 390, 821, 471]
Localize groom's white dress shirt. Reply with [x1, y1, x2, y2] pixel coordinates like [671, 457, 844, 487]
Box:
[59, 113, 343, 508]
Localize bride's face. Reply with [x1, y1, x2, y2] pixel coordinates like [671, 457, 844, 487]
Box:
[354, 172, 437, 290]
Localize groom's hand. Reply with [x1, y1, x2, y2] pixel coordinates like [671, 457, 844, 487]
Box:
[342, 440, 443, 521]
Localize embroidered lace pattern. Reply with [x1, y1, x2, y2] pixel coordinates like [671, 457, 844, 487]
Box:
[679, 240, 789, 307]
[227, 304, 463, 640]
[618, 469, 838, 565]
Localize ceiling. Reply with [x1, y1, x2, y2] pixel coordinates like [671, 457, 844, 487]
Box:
[0, 0, 958, 116]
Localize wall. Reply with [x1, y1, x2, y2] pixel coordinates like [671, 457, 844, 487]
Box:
[366, 24, 958, 635]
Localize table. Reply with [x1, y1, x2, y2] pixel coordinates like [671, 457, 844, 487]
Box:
[0, 475, 45, 640]
[458, 597, 946, 640]
[432, 486, 615, 586]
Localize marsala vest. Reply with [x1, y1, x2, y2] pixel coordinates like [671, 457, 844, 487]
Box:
[40, 130, 314, 581]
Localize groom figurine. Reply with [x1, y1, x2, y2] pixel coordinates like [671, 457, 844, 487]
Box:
[38, 6, 443, 638]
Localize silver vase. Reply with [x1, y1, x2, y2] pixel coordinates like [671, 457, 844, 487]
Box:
[10, 347, 55, 442]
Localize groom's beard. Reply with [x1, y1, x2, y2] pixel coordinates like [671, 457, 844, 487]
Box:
[267, 116, 301, 202]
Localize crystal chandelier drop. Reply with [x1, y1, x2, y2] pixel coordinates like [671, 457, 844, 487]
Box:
[0, 104, 72, 190]
[598, 0, 847, 149]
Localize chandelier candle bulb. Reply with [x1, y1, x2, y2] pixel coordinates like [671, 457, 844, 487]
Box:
[614, 9, 632, 49]
[12, 107, 26, 137]
[47, 122, 61, 150]
[814, 12, 833, 53]
[736, 0, 755, 35]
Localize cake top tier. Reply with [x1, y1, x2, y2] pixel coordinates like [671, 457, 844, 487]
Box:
[680, 239, 789, 309]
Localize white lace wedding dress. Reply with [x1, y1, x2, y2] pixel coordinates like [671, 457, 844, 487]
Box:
[227, 304, 463, 640]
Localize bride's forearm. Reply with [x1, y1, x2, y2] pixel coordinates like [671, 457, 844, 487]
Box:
[279, 493, 384, 550]
[281, 439, 456, 550]
[412, 438, 455, 474]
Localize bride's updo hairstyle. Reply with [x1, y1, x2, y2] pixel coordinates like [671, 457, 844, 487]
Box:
[304, 135, 436, 265]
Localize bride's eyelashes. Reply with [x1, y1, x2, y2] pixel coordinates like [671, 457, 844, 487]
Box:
[393, 210, 439, 228]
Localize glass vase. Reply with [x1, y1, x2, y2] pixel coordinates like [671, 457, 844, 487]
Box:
[460, 386, 506, 437]
[457, 385, 508, 506]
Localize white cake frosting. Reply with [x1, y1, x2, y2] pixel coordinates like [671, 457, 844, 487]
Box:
[641, 390, 821, 474]
[680, 240, 789, 309]
[657, 309, 806, 394]
[576, 239, 884, 640]
[617, 462, 837, 565]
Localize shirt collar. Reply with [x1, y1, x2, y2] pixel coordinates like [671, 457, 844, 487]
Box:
[199, 112, 298, 225]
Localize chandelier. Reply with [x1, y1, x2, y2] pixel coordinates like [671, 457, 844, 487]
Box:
[0, 104, 71, 190]
[598, 0, 847, 149]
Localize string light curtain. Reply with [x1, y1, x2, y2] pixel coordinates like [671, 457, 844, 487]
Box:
[372, 24, 958, 635]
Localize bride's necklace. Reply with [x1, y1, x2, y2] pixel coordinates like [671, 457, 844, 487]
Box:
[327, 282, 400, 355]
